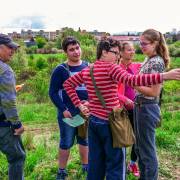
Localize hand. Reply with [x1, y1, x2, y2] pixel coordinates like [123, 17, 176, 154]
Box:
[78, 104, 90, 117]
[63, 110, 73, 119]
[81, 100, 89, 108]
[124, 98, 134, 107]
[163, 69, 180, 80]
[14, 125, 25, 135]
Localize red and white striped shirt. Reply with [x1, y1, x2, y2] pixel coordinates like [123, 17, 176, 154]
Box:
[63, 59, 163, 120]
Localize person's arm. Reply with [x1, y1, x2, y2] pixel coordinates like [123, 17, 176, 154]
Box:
[133, 84, 161, 98]
[108, 64, 180, 86]
[63, 70, 90, 116]
[117, 93, 127, 104]
[0, 70, 24, 134]
[49, 65, 68, 113]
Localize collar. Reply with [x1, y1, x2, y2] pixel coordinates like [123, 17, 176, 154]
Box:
[120, 60, 133, 70]
[0, 59, 5, 63]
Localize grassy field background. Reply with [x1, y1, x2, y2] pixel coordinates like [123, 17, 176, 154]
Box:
[0, 54, 180, 180]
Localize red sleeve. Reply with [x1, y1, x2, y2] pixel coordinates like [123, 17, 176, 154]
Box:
[107, 64, 162, 86]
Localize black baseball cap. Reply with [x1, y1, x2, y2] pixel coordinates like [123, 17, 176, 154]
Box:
[0, 34, 20, 47]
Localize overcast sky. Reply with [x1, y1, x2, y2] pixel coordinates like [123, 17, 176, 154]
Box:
[1, 0, 180, 35]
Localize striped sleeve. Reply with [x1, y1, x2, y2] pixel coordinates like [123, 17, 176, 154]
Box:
[63, 70, 85, 108]
[0, 68, 21, 128]
[107, 63, 163, 86]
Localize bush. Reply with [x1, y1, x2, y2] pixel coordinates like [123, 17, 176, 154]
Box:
[168, 44, 175, 54]
[163, 80, 180, 93]
[7, 40, 29, 82]
[28, 69, 50, 102]
[36, 55, 48, 70]
[30, 45, 38, 54]
[133, 43, 142, 54]
[81, 45, 96, 63]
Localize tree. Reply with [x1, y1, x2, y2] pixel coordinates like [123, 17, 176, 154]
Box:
[106, 32, 111, 36]
[30, 37, 35, 42]
[166, 38, 173, 44]
[35, 36, 46, 48]
[78, 27, 81, 32]
[173, 35, 178, 42]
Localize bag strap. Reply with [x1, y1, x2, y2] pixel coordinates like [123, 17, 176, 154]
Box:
[64, 61, 71, 78]
[90, 64, 123, 109]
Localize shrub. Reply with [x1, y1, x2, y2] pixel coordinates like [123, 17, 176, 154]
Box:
[47, 56, 60, 74]
[28, 69, 50, 102]
[133, 43, 142, 54]
[163, 80, 180, 93]
[168, 44, 175, 54]
[36, 55, 48, 70]
[7, 40, 29, 82]
[81, 45, 96, 63]
[30, 45, 38, 54]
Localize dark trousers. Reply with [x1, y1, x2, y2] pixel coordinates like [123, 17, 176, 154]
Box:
[127, 109, 137, 162]
[0, 126, 26, 180]
[87, 114, 126, 180]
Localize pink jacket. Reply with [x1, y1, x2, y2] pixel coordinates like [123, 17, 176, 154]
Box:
[118, 60, 142, 104]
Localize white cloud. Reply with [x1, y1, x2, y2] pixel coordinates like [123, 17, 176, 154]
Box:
[1, 0, 180, 35]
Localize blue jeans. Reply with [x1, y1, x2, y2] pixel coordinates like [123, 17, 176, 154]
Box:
[134, 97, 160, 180]
[87, 115, 126, 180]
[58, 113, 88, 150]
[0, 126, 26, 180]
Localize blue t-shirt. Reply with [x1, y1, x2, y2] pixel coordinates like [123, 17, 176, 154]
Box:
[49, 60, 89, 117]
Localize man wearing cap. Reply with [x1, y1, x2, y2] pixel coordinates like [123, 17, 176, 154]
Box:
[0, 34, 26, 180]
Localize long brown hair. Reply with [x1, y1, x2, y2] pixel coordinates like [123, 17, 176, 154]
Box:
[140, 29, 170, 68]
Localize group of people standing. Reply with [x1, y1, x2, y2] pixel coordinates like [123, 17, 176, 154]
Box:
[51, 29, 175, 180]
[0, 29, 179, 180]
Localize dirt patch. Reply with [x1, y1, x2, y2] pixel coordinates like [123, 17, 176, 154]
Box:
[26, 126, 59, 132]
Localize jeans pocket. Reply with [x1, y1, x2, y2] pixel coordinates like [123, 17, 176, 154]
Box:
[0, 128, 13, 145]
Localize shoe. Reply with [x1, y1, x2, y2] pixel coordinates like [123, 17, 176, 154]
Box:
[55, 171, 67, 180]
[128, 162, 140, 177]
[81, 165, 88, 173]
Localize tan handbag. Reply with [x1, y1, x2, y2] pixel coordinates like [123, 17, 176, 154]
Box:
[90, 64, 136, 148]
[78, 111, 89, 139]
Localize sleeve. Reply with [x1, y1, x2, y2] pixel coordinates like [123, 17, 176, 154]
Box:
[0, 71, 22, 129]
[63, 70, 85, 108]
[107, 63, 163, 87]
[49, 66, 67, 112]
[117, 93, 127, 104]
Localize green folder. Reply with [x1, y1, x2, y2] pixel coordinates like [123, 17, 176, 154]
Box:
[63, 114, 86, 127]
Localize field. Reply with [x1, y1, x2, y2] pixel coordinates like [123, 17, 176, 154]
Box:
[0, 54, 180, 180]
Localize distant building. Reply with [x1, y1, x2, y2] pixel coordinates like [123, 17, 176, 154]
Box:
[81, 30, 106, 36]
[8, 29, 61, 40]
[170, 28, 177, 35]
[95, 35, 140, 44]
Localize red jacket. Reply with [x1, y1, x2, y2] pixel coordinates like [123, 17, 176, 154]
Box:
[118, 60, 142, 104]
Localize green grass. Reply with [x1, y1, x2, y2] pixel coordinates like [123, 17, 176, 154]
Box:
[1, 54, 180, 179]
[26, 53, 64, 62]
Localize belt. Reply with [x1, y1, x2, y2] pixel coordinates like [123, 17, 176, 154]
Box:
[134, 102, 158, 108]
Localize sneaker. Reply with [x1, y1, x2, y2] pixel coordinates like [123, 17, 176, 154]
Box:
[81, 165, 88, 173]
[55, 171, 67, 180]
[128, 162, 140, 177]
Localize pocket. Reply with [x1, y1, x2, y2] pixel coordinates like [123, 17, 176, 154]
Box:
[0, 128, 13, 145]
